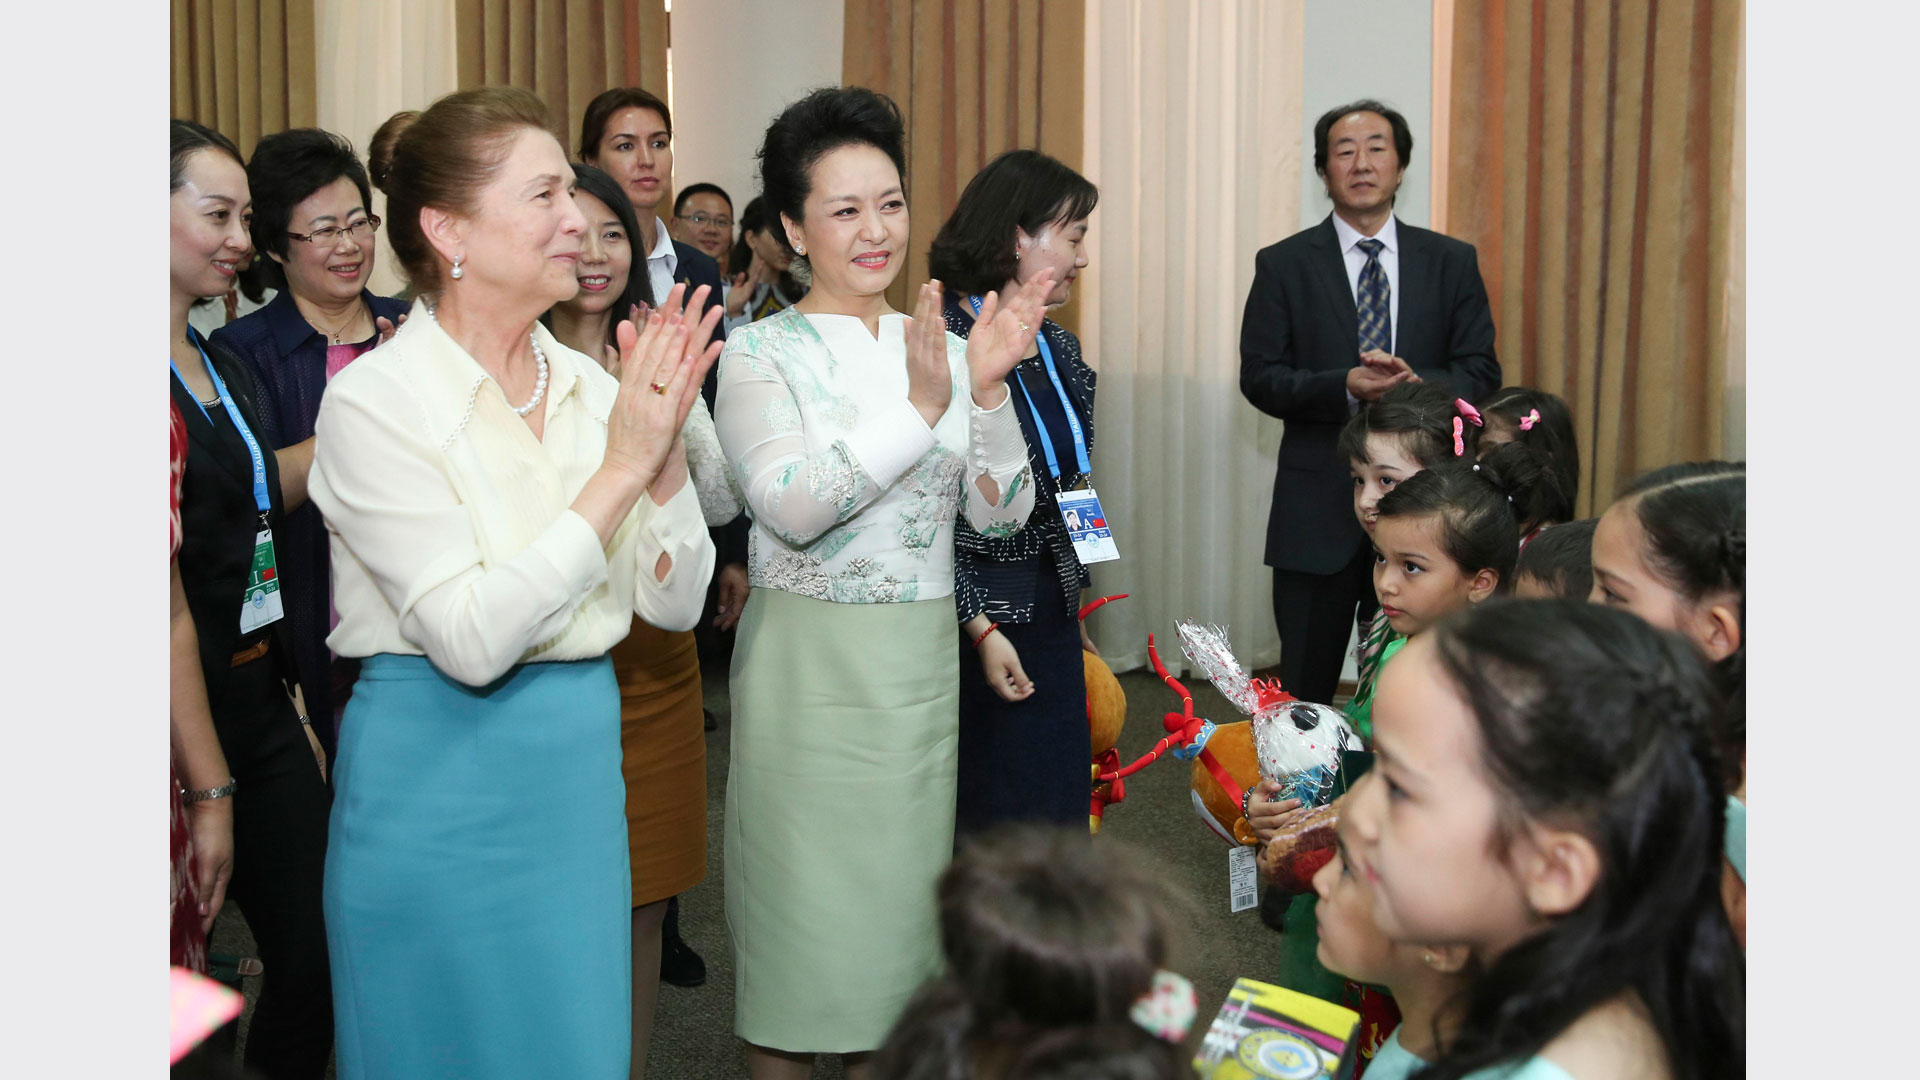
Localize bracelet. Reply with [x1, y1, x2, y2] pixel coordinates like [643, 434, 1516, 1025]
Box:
[972, 622, 1001, 649]
[1241, 785, 1257, 821]
[183, 777, 239, 804]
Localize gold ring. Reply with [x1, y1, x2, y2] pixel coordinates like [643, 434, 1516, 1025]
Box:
[648, 382, 668, 395]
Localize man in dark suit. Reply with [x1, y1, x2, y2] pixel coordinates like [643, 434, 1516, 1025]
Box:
[1239, 99, 1500, 708]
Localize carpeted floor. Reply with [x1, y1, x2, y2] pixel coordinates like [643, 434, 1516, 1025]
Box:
[211, 655, 1343, 1077]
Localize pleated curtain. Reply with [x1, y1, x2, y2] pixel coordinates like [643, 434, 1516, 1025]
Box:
[454, 0, 669, 160]
[1445, 0, 1745, 512]
[171, 0, 319, 157]
[1077, 0, 1305, 674]
[841, 0, 1086, 331]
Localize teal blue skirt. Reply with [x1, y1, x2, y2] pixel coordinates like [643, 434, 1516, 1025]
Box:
[324, 653, 630, 1079]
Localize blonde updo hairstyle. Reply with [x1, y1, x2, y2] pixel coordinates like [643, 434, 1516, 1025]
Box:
[384, 87, 552, 295]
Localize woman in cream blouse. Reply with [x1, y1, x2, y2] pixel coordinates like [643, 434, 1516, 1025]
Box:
[308, 88, 721, 1080]
[715, 87, 1050, 1080]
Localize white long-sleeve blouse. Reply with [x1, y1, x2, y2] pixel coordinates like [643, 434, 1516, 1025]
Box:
[714, 307, 1034, 604]
[310, 300, 715, 687]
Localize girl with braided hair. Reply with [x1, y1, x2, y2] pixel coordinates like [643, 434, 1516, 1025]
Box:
[1343, 599, 1744, 1079]
[1590, 461, 1746, 945]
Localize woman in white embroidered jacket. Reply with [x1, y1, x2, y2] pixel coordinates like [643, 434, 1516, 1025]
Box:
[714, 86, 1048, 1080]
[308, 88, 721, 1080]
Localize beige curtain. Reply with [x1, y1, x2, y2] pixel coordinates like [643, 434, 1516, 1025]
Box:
[1078, 0, 1304, 674]
[454, 0, 668, 157]
[841, 0, 1086, 331]
[171, 0, 319, 156]
[1445, 0, 1744, 513]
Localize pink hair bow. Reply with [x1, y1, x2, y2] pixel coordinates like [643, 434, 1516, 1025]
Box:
[1452, 399, 1483, 457]
[1518, 408, 1541, 431]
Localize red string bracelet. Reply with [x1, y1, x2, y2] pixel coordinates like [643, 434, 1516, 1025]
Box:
[972, 622, 1001, 649]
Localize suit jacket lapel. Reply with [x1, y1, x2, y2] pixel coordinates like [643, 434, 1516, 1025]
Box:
[171, 370, 252, 488]
[1396, 224, 1429, 353]
[1309, 217, 1359, 345]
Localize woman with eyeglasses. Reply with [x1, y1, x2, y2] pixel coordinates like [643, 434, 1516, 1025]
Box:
[211, 128, 409, 739]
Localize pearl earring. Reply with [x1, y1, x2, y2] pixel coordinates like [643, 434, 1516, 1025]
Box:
[450, 254, 465, 280]
[794, 242, 805, 255]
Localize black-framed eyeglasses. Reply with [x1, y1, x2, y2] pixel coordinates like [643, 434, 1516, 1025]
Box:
[288, 216, 381, 247]
[676, 211, 733, 230]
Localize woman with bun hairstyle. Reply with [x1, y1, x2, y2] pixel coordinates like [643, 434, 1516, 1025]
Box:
[714, 86, 1047, 1078]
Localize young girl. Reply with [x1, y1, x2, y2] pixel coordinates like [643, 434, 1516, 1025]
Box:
[1311, 822, 1473, 1080]
[1476, 387, 1579, 542]
[871, 828, 1193, 1080]
[1346, 599, 1744, 1079]
[1511, 519, 1598, 599]
[1590, 461, 1745, 946]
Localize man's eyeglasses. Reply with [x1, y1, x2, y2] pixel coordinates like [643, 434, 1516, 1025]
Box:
[288, 216, 382, 247]
[677, 211, 733, 230]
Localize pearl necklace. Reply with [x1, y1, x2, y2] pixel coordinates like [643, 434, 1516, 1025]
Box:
[424, 298, 549, 416]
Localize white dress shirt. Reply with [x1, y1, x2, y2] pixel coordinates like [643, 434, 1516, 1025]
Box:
[310, 299, 715, 687]
[645, 217, 679, 308]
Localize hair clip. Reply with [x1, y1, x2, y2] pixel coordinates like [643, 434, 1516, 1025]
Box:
[1518, 408, 1540, 431]
[1453, 417, 1467, 457]
[1130, 969, 1198, 1043]
[1471, 463, 1481, 472]
[1454, 398, 1484, 426]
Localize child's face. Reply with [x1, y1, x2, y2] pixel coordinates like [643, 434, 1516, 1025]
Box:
[1312, 823, 1402, 985]
[1372, 512, 1494, 636]
[1590, 500, 1738, 661]
[1342, 637, 1540, 956]
[1351, 433, 1425, 534]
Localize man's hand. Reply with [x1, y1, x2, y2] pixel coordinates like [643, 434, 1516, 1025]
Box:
[1359, 348, 1416, 377]
[1346, 363, 1415, 402]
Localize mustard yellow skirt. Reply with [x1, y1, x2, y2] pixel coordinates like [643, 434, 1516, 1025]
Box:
[613, 617, 708, 907]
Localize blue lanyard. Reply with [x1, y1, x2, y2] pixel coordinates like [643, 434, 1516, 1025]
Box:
[171, 331, 274, 517]
[966, 295, 1091, 482]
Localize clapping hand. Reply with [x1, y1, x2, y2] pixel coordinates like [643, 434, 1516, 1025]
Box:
[1359, 348, 1417, 379]
[903, 280, 954, 429]
[374, 312, 408, 346]
[602, 283, 723, 491]
[965, 269, 1055, 408]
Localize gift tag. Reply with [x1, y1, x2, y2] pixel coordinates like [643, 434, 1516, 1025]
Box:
[239, 522, 285, 634]
[1229, 845, 1259, 913]
[1057, 487, 1119, 564]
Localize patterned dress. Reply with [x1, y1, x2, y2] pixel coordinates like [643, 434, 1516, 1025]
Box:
[169, 399, 206, 973]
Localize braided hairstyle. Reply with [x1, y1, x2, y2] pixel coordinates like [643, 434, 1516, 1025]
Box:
[1479, 387, 1580, 524]
[871, 828, 1186, 1080]
[1374, 440, 1562, 591]
[1617, 461, 1746, 775]
[1415, 599, 1744, 1080]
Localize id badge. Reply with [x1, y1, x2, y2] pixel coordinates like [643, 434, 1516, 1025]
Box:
[239, 520, 286, 634]
[1057, 486, 1119, 564]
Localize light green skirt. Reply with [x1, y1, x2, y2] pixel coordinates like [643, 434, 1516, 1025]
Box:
[724, 588, 958, 1052]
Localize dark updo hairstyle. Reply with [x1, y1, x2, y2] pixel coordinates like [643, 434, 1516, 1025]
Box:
[577, 86, 671, 162]
[1617, 460, 1746, 772]
[540, 163, 655, 353]
[171, 119, 244, 192]
[367, 109, 420, 194]
[1375, 441, 1561, 590]
[871, 827, 1186, 1080]
[245, 129, 375, 275]
[926, 149, 1098, 297]
[1338, 381, 1482, 475]
[1512, 518, 1598, 599]
[1480, 387, 1580, 525]
[1416, 599, 1743, 1080]
[384, 87, 552, 294]
[755, 86, 907, 271]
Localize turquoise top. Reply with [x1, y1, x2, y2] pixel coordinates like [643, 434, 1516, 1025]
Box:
[1725, 795, 1745, 882]
[1362, 1029, 1424, 1080]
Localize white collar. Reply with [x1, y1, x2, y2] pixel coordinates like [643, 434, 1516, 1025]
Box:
[647, 217, 678, 274]
[388, 297, 586, 447]
[1331, 211, 1399, 255]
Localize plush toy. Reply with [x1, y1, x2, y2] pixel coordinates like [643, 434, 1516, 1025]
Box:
[1084, 595, 1129, 834]
[1089, 627, 1243, 834]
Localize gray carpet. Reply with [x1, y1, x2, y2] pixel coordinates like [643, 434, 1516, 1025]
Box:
[212, 658, 1334, 1077]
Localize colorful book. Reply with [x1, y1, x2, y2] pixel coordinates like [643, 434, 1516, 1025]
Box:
[1193, 977, 1361, 1080]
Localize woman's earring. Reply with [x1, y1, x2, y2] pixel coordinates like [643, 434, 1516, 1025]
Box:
[794, 242, 805, 256]
[450, 254, 465, 280]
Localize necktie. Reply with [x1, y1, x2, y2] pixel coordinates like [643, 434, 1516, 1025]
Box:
[1355, 237, 1390, 353]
